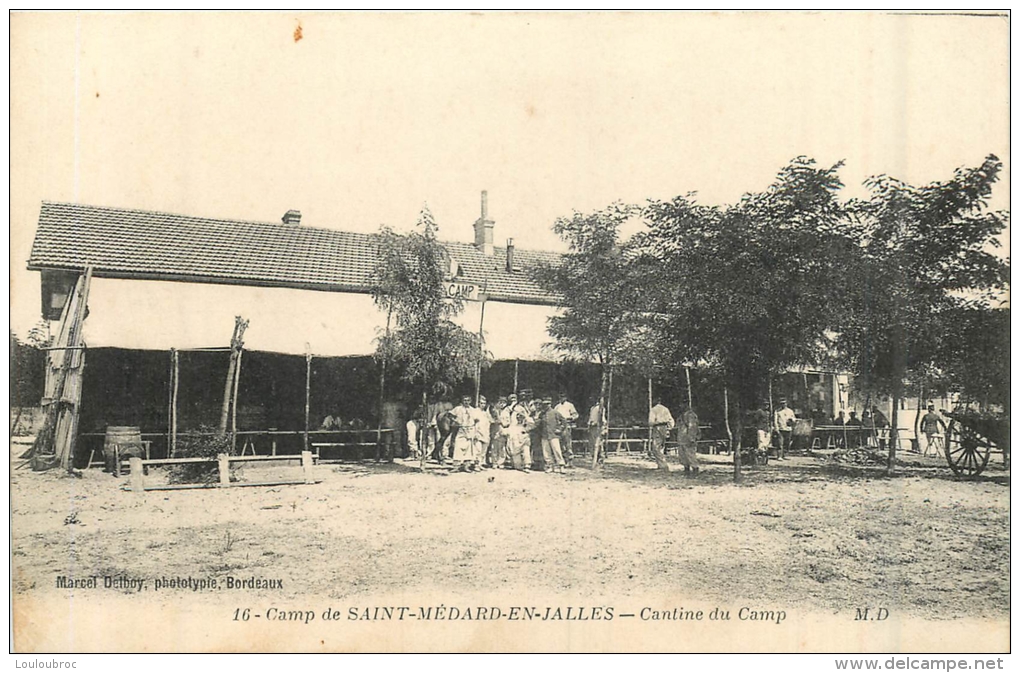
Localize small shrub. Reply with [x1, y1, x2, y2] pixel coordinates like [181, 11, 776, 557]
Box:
[169, 427, 233, 484]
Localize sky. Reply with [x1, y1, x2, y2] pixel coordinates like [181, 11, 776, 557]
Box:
[9, 11, 1010, 338]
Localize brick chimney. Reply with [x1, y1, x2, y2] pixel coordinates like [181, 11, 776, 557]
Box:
[282, 209, 302, 225]
[473, 191, 494, 256]
[506, 238, 516, 273]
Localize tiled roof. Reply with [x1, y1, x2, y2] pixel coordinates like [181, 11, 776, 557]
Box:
[27, 201, 562, 305]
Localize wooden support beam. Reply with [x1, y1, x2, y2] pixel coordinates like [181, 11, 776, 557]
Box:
[304, 347, 312, 454]
[475, 292, 487, 406]
[231, 348, 243, 452]
[219, 316, 248, 435]
[647, 377, 653, 453]
[170, 349, 179, 458]
[125, 479, 322, 493]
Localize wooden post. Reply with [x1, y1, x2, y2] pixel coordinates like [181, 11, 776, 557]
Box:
[513, 359, 519, 396]
[219, 316, 248, 435]
[219, 326, 239, 435]
[475, 294, 487, 406]
[802, 373, 810, 416]
[301, 450, 313, 483]
[217, 453, 230, 486]
[167, 350, 174, 458]
[685, 366, 693, 409]
[913, 381, 924, 453]
[231, 348, 243, 453]
[129, 457, 145, 493]
[377, 306, 392, 462]
[169, 349, 179, 458]
[768, 376, 775, 453]
[647, 377, 653, 454]
[419, 390, 429, 472]
[606, 366, 614, 450]
[304, 347, 312, 455]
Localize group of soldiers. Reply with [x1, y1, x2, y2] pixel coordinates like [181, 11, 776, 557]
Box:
[406, 390, 579, 473]
[406, 391, 704, 476]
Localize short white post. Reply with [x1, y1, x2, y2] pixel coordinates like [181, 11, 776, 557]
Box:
[301, 450, 313, 483]
[218, 453, 230, 486]
[129, 457, 145, 493]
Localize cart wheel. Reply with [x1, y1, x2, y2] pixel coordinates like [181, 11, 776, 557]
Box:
[944, 420, 993, 478]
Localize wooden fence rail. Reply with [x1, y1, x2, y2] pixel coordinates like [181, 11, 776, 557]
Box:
[126, 451, 315, 493]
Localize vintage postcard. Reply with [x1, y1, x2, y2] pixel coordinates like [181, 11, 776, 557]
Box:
[9, 11, 1009, 654]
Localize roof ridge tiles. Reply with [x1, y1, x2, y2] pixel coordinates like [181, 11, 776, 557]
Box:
[37, 200, 556, 256]
[29, 200, 562, 305]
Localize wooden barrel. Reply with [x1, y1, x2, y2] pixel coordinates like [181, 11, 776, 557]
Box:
[105, 426, 144, 458]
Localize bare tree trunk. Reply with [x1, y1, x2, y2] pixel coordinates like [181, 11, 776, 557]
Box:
[888, 324, 906, 474]
[685, 366, 693, 409]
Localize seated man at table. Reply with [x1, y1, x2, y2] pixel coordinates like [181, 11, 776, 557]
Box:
[845, 411, 862, 448]
[871, 406, 890, 450]
[320, 413, 342, 430]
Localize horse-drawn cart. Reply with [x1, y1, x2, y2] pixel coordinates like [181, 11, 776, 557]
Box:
[942, 410, 1010, 478]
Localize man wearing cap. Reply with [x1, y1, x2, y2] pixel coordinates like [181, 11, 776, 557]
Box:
[921, 404, 945, 456]
[773, 399, 795, 460]
[871, 405, 890, 450]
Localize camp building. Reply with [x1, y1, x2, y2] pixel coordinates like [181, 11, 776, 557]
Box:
[27, 194, 847, 465]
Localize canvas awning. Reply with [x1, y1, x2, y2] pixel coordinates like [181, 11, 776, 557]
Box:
[80, 278, 561, 361]
[455, 300, 561, 362]
[82, 278, 387, 356]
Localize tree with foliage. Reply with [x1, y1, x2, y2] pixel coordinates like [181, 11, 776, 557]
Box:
[838, 155, 1010, 471]
[10, 330, 47, 437]
[371, 206, 484, 468]
[641, 158, 855, 480]
[533, 203, 649, 468]
[936, 304, 1010, 412]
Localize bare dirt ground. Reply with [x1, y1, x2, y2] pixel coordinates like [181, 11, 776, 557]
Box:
[9, 439, 1010, 652]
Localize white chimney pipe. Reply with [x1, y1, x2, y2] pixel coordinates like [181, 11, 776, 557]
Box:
[473, 190, 494, 256]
